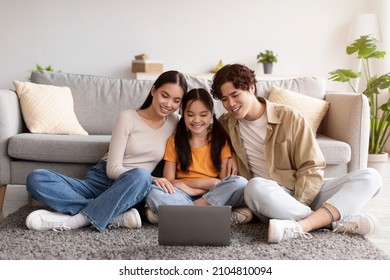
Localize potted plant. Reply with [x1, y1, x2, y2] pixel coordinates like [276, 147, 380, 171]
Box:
[257, 49, 278, 74]
[329, 35, 390, 171]
[27, 64, 60, 81]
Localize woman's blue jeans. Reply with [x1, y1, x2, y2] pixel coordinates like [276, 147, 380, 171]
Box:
[26, 160, 152, 232]
[145, 175, 248, 213]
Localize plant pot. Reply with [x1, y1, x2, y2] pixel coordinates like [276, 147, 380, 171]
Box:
[367, 152, 388, 174]
[263, 63, 273, 74]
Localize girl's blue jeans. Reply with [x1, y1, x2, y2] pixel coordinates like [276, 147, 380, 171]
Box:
[145, 175, 248, 213]
[26, 160, 152, 232]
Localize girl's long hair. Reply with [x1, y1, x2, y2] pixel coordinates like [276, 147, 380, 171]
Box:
[175, 88, 232, 173]
[139, 70, 187, 109]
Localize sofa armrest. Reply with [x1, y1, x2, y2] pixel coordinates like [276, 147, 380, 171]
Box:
[321, 91, 370, 172]
[0, 89, 26, 185]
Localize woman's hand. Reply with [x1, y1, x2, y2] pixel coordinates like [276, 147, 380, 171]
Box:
[153, 177, 175, 194]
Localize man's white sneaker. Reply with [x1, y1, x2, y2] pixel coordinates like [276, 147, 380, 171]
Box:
[26, 209, 71, 231]
[145, 207, 159, 225]
[109, 208, 142, 229]
[231, 207, 253, 225]
[268, 219, 312, 243]
[333, 213, 379, 236]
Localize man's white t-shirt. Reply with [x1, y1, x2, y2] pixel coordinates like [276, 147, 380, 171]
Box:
[238, 114, 271, 179]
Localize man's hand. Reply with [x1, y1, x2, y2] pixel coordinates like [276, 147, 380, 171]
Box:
[226, 155, 238, 175]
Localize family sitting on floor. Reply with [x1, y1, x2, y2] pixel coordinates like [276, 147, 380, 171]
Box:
[25, 64, 382, 244]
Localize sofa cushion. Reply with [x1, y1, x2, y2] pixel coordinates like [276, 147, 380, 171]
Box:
[30, 71, 155, 135]
[257, 76, 326, 99]
[13, 80, 88, 135]
[8, 133, 110, 163]
[268, 85, 330, 135]
[316, 134, 351, 164]
[8, 133, 350, 167]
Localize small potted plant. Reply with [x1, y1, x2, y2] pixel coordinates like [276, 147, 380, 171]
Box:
[329, 35, 390, 171]
[27, 64, 60, 81]
[257, 49, 278, 74]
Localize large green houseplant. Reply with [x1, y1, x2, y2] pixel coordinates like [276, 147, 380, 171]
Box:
[329, 35, 390, 155]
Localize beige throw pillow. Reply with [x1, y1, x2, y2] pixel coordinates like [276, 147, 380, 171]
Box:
[268, 85, 329, 135]
[13, 80, 88, 135]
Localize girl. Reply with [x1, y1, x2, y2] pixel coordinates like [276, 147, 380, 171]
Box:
[145, 88, 251, 224]
[25, 70, 187, 232]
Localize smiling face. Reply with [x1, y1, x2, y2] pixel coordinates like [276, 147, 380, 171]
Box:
[184, 99, 212, 137]
[219, 81, 259, 120]
[151, 83, 184, 117]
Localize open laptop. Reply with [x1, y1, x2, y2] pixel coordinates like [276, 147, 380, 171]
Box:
[158, 205, 231, 246]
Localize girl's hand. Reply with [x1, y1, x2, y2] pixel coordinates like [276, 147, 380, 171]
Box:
[153, 177, 175, 194]
[175, 182, 207, 196]
[209, 178, 221, 187]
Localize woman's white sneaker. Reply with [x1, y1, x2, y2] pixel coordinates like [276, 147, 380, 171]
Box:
[26, 209, 71, 231]
[109, 208, 142, 229]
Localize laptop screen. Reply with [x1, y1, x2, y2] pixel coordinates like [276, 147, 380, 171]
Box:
[158, 205, 231, 246]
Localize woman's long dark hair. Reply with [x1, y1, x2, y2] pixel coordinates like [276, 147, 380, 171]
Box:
[139, 70, 188, 109]
[175, 88, 232, 174]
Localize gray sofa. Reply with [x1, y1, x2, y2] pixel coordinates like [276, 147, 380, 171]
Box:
[0, 71, 370, 209]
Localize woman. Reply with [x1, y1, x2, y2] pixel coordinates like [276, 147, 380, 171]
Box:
[25, 70, 187, 232]
[145, 88, 251, 224]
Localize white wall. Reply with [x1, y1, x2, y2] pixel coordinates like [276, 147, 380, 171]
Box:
[0, 0, 388, 92]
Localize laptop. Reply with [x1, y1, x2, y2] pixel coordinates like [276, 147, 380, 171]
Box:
[158, 205, 231, 246]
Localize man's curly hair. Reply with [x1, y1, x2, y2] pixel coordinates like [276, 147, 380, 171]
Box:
[210, 64, 257, 100]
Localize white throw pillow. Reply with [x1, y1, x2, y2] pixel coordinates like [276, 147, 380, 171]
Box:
[13, 80, 88, 135]
[268, 85, 329, 135]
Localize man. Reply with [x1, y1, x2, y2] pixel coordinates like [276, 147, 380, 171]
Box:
[210, 63, 382, 243]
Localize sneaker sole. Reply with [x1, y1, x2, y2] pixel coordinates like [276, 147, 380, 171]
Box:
[363, 213, 379, 236]
[129, 208, 142, 229]
[268, 219, 279, 243]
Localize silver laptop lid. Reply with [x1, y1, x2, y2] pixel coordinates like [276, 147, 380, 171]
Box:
[158, 205, 231, 246]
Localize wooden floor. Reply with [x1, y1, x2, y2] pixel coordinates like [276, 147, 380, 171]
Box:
[1, 159, 389, 257]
